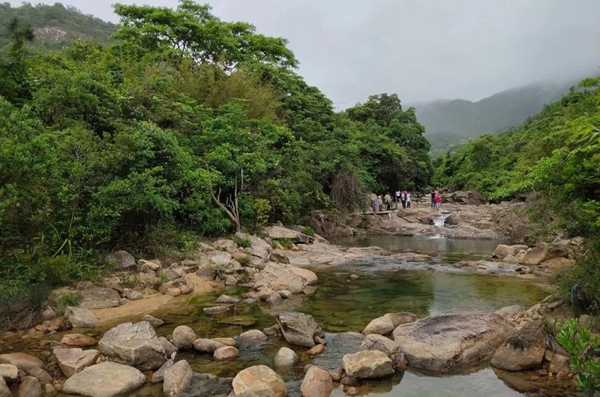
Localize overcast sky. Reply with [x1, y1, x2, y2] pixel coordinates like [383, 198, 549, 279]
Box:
[9, 0, 600, 106]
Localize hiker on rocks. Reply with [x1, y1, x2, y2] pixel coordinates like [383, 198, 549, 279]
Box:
[371, 196, 378, 214]
[384, 193, 392, 210]
[435, 192, 442, 211]
[378, 195, 383, 212]
[400, 190, 407, 208]
[431, 190, 436, 209]
[395, 190, 401, 208]
[406, 191, 412, 208]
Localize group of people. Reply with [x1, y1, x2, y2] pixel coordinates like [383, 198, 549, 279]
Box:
[370, 190, 412, 213]
[431, 190, 442, 210]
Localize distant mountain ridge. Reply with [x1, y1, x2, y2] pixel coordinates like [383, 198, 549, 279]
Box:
[410, 77, 587, 156]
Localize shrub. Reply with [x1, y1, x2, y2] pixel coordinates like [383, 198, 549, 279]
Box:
[54, 292, 81, 315]
[0, 283, 52, 331]
[238, 255, 252, 267]
[234, 235, 252, 249]
[277, 238, 293, 250]
[301, 226, 315, 237]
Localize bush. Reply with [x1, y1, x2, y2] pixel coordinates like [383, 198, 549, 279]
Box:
[53, 292, 81, 315]
[277, 238, 293, 250]
[0, 283, 52, 331]
[238, 255, 252, 267]
[557, 319, 600, 395]
[234, 235, 252, 249]
[301, 226, 315, 237]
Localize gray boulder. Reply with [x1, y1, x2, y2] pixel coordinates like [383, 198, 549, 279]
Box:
[277, 311, 322, 348]
[62, 362, 145, 397]
[98, 322, 166, 371]
[522, 243, 568, 266]
[164, 360, 193, 397]
[159, 337, 178, 357]
[105, 250, 136, 270]
[18, 376, 42, 397]
[172, 326, 196, 350]
[152, 359, 173, 383]
[492, 244, 514, 259]
[264, 226, 313, 244]
[193, 339, 225, 353]
[66, 306, 97, 328]
[255, 263, 306, 294]
[362, 316, 394, 336]
[361, 334, 407, 371]
[79, 288, 121, 309]
[393, 313, 513, 372]
[342, 350, 394, 379]
[300, 366, 334, 397]
[0, 353, 42, 371]
[273, 347, 298, 367]
[495, 305, 526, 320]
[491, 322, 546, 371]
[54, 348, 100, 378]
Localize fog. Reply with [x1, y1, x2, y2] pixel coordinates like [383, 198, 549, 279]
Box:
[8, 0, 600, 106]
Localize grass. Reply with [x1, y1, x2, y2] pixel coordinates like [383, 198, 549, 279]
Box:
[54, 292, 81, 315]
[238, 255, 252, 267]
[234, 235, 252, 249]
[277, 238, 294, 250]
[301, 226, 315, 237]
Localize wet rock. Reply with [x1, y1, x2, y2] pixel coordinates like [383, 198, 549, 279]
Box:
[212, 338, 236, 347]
[183, 373, 233, 397]
[277, 311, 322, 348]
[0, 364, 18, 382]
[215, 295, 239, 304]
[125, 290, 143, 301]
[105, 251, 136, 270]
[274, 347, 298, 367]
[342, 351, 393, 379]
[0, 378, 10, 397]
[266, 292, 283, 306]
[238, 330, 268, 343]
[159, 337, 178, 357]
[18, 376, 42, 397]
[214, 347, 239, 361]
[79, 288, 121, 309]
[172, 326, 196, 350]
[203, 306, 230, 315]
[193, 339, 225, 353]
[152, 359, 173, 383]
[491, 322, 546, 371]
[98, 321, 166, 371]
[495, 305, 526, 320]
[0, 353, 43, 371]
[255, 263, 307, 294]
[142, 314, 164, 327]
[232, 365, 287, 397]
[62, 362, 146, 397]
[164, 360, 193, 397]
[492, 245, 514, 259]
[61, 333, 96, 347]
[66, 306, 97, 328]
[393, 313, 513, 372]
[301, 366, 334, 397]
[549, 354, 570, 373]
[54, 348, 100, 378]
[289, 267, 318, 286]
[307, 344, 325, 356]
[26, 366, 52, 383]
[361, 334, 407, 371]
[362, 316, 394, 336]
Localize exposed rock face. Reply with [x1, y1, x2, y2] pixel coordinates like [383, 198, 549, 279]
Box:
[393, 313, 513, 372]
[164, 360, 193, 397]
[236, 233, 273, 261]
[66, 306, 97, 328]
[62, 362, 146, 397]
[232, 365, 287, 397]
[491, 322, 546, 371]
[540, 257, 574, 271]
[522, 243, 568, 266]
[0, 353, 43, 371]
[54, 348, 100, 378]
[61, 334, 96, 347]
[301, 366, 334, 397]
[273, 347, 298, 367]
[172, 326, 196, 350]
[98, 322, 166, 371]
[277, 311, 322, 348]
[79, 288, 121, 309]
[342, 351, 394, 379]
[210, 251, 232, 266]
[18, 376, 42, 397]
[264, 226, 313, 244]
[255, 263, 307, 294]
[105, 250, 136, 270]
[361, 334, 407, 371]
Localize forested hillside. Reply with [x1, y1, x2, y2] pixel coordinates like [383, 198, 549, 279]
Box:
[0, 2, 115, 51]
[0, 1, 432, 315]
[414, 80, 580, 156]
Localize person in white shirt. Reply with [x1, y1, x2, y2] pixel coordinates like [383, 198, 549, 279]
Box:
[406, 192, 412, 208]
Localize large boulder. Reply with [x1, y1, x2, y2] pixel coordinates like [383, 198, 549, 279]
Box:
[62, 362, 145, 397]
[164, 360, 193, 397]
[98, 321, 166, 371]
[105, 251, 136, 270]
[79, 288, 121, 310]
[300, 366, 334, 397]
[362, 316, 394, 336]
[522, 243, 568, 266]
[491, 322, 546, 371]
[342, 350, 394, 379]
[495, 305, 526, 320]
[289, 267, 318, 286]
[53, 348, 100, 378]
[264, 226, 313, 244]
[361, 334, 407, 371]
[277, 311, 322, 348]
[172, 326, 196, 350]
[18, 376, 42, 397]
[255, 263, 307, 294]
[492, 245, 514, 259]
[214, 346, 239, 360]
[236, 233, 273, 261]
[393, 313, 513, 372]
[232, 365, 287, 397]
[210, 251, 233, 266]
[384, 312, 417, 327]
[66, 306, 97, 328]
[0, 353, 42, 371]
[273, 347, 298, 367]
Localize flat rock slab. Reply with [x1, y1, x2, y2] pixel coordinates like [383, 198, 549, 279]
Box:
[393, 313, 513, 373]
[79, 288, 121, 309]
[62, 362, 145, 397]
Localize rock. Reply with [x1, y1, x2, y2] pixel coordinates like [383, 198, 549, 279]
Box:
[62, 362, 146, 397]
[138, 272, 161, 289]
[54, 348, 100, 378]
[362, 316, 394, 336]
[232, 365, 287, 397]
[193, 338, 225, 353]
[270, 251, 290, 265]
[142, 314, 164, 327]
[289, 267, 318, 286]
[255, 263, 307, 294]
[210, 251, 232, 266]
[342, 351, 394, 379]
[264, 226, 313, 244]
[214, 239, 238, 253]
[0, 378, 10, 397]
[215, 295, 239, 304]
[384, 312, 417, 328]
[179, 284, 194, 295]
[203, 306, 230, 315]
[492, 244, 514, 259]
[214, 346, 239, 360]
[61, 333, 96, 347]
[266, 292, 283, 306]
[361, 334, 407, 370]
[18, 376, 42, 397]
[172, 326, 196, 350]
[315, 336, 327, 345]
[98, 321, 166, 371]
[164, 360, 193, 397]
[277, 311, 322, 348]
[346, 387, 358, 396]
[165, 268, 184, 281]
[540, 257, 575, 271]
[125, 290, 143, 301]
[235, 233, 273, 261]
[491, 322, 546, 371]
[0, 353, 43, 371]
[138, 259, 161, 272]
[44, 383, 57, 397]
[26, 366, 52, 383]
[503, 254, 519, 264]
[79, 288, 121, 309]
[238, 330, 268, 343]
[212, 337, 236, 347]
[307, 344, 325, 355]
[393, 313, 513, 372]
[196, 265, 217, 280]
[301, 366, 334, 397]
[522, 243, 567, 266]
[66, 306, 97, 328]
[105, 251, 136, 270]
[0, 364, 18, 382]
[329, 368, 343, 382]
[159, 337, 178, 357]
[495, 305, 526, 319]
[274, 347, 298, 367]
[278, 290, 293, 299]
[166, 288, 181, 297]
[549, 354, 570, 373]
[225, 276, 238, 286]
[152, 359, 173, 383]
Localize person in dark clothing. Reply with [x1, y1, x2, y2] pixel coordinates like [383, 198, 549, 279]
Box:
[430, 191, 436, 209]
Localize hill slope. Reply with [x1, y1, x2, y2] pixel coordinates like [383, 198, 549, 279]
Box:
[0, 3, 115, 51]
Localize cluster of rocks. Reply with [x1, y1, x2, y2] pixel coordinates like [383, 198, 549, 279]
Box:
[492, 240, 579, 274]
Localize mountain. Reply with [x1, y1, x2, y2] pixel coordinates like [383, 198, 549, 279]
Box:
[411, 79, 583, 156]
[0, 3, 116, 51]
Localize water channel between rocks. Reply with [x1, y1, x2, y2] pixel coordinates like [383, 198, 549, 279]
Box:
[9, 236, 575, 396]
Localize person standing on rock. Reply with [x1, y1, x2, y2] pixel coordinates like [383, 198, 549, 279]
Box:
[377, 195, 383, 212]
[400, 190, 407, 209]
[406, 192, 412, 208]
[395, 190, 401, 208]
[430, 190, 436, 209]
[371, 196, 378, 214]
[435, 192, 441, 211]
[384, 193, 392, 210]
